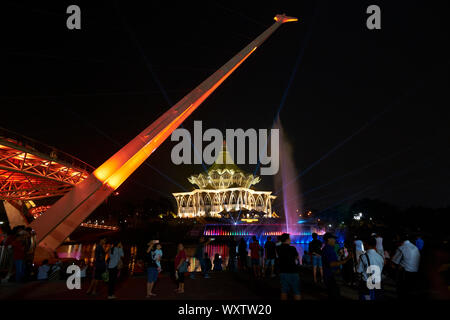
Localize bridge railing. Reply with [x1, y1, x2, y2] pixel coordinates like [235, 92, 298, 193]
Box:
[0, 126, 95, 173]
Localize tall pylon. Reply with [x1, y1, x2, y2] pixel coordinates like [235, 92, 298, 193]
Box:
[30, 14, 298, 253]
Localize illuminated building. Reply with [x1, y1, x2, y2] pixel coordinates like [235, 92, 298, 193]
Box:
[173, 143, 276, 218]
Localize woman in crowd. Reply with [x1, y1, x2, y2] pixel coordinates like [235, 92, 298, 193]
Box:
[107, 240, 124, 299]
[86, 238, 106, 295]
[238, 238, 248, 271]
[145, 240, 159, 297]
[174, 243, 188, 294]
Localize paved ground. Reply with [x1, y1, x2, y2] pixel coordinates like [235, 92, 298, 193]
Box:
[0, 266, 398, 300]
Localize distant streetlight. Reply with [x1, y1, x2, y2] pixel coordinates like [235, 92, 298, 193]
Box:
[353, 212, 363, 220]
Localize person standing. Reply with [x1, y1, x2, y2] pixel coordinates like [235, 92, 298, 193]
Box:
[37, 259, 51, 281]
[308, 233, 323, 283]
[238, 238, 248, 271]
[277, 233, 301, 300]
[192, 237, 211, 279]
[354, 235, 365, 265]
[392, 234, 421, 299]
[356, 237, 384, 300]
[145, 240, 159, 297]
[264, 236, 277, 278]
[373, 233, 384, 258]
[174, 243, 188, 294]
[87, 238, 106, 295]
[341, 241, 354, 286]
[249, 236, 261, 279]
[107, 241, 124, 299]
[1, 230, 16, 283]
[213, 254, 223, 271]
[322, 233, 352, 299]
[11, 233, 25, 283]
[227, 238, 237, 272]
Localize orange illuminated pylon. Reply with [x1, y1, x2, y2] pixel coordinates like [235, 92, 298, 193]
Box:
[30, 14, 298, 253]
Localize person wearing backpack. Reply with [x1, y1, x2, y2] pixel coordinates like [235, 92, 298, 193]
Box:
[356, 236, 384, 300]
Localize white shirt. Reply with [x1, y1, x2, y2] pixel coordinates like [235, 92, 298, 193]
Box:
[108, 247, 124, 268]
[357, 249, 384, 281]
[354, 240, 364, 252]
[392, 240, 420, 272]
[375, 236, 383, 253]
[37, 264, 50, 280]
[80, 266, 87, 278]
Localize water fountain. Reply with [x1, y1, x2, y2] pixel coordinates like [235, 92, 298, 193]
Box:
[274, 116, 304, 236]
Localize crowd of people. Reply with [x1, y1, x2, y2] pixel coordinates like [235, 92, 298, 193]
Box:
[1, 226, 442, 301]
[299, 231, 424, 300]
[1, 225, 35, 283]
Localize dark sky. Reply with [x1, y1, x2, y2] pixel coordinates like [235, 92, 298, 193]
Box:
[2, 0, 449, 211]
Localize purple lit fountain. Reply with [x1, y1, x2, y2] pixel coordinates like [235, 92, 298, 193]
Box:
[274, 117, 303, 235]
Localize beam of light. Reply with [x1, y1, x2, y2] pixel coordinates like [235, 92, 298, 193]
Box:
[274, 106, 391, 198]
[315, 145, 450, 215]
[63, 106, 187, 194]
[95, 47, 258, 190]
[31, 15, 297, 250]
[271, 139, 423, 211]
[273, 60, 450, 198]
[114, 2, 209, 174]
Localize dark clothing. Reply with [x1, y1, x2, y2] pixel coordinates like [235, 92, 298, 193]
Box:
[94, 244, 106, 269]
[238, 240, 248, 269]
[94, 265, 105, 280]
[238, 241, 247, 256]
[213, 258, 223, 271]
[277, 244, 299, 273]
[309, 239, 322, 256]
[108, 267, 118, 296]
[204, 258, 212, 271]
[397, 270, 418, 299]
[324, 276, 340, 299]
[342, 258, 354, 284]
[145, 250, 158, 269]
[12, 239, 25, 260]
[322, 244, 338, 279]
[228, 240, 237, 257]
[94, 244, 106, 279]
[322, 244, 341, 299]
[194, 243, 205, 259]
[264, 241, 276, 259]
[176, 270, 185, 284]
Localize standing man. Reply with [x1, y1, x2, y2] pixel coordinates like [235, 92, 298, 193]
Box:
[277, 233, 301, 300]
[357, 236, 384, 300]
[227, 238, 237, 272]
[392, 234, 421, 299]
[308, 233, 323, 283]
[86, 237, 106, 295]
[249, 236, 261, 279]
[354, 235, 365, 265]
[264, 236, 277, 278]
[192, 237, 211, 279]
[322, 233, 352, 299]
[373, 232, 385, 258]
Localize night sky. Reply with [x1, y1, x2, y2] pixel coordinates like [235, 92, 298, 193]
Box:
[2, 0, 449, 211]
